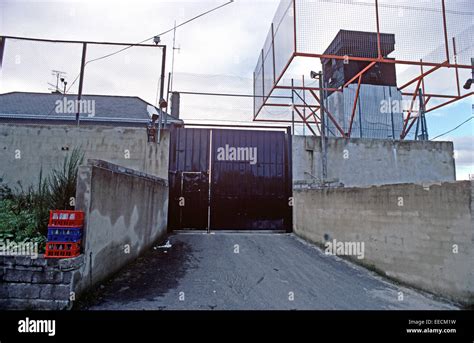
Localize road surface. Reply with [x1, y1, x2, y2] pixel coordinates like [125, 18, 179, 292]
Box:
[79, 232, 457, 310]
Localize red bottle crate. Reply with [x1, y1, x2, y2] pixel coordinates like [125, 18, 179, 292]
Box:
[44, 241, 81, 259]
[49, 210, 84, 228]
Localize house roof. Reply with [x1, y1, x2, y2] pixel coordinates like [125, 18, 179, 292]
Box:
[0, 91, 181, 125]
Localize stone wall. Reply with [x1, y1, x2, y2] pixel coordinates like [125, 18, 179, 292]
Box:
[0, 255, 84, 310]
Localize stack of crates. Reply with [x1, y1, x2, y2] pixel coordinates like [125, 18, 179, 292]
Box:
[45, 210, 84, 259]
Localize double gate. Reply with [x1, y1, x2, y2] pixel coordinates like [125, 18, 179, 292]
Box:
[168, 127, 292, 231]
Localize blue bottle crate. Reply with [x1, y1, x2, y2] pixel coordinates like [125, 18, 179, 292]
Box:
[47, 227, 83, 243]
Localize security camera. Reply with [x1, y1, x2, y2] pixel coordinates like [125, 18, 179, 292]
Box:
[153, 36, 161, 45]
[147, 105, 159, 122]
[463, 79, 472, 90]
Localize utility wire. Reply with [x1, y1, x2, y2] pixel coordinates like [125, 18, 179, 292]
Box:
[184, 118, 266, 123]
[66, 0, 234, 93]
[176, 91, 292, 98]
[87, 0, 233, 65]
[431, 116, 474, 140]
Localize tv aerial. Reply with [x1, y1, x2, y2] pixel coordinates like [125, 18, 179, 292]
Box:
[50, 70, 67, 93]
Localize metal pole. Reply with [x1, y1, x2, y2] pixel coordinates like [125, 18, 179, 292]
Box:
[76, 42, 87, 126]
[207, 129, 213, 233]
[302, 74, 306, 136]
[441, 0, 450, 64]
[271, 23, 276, 83]
[319, 72, 327, 182]
[166, 71, 171, 111]
[416, 87, 428, 140]
[293, 0, 297, 53]
[163, 104, 168, 130]
[375, 0, 382, 59]
[419, 59, 426, 104]
[420, 88, 428, 140]
[422, 111, 428, 141]
[157, 108, 162, 142]
[452, 37, 460, 96]
[389, 87, 395, 139]
[286, 125, 293, 233]
[170, 20, 177, 93]
[1, 35, 165, 48]
[414, 118, 419, 141]
[471, 57, 474, 80]
[253, 71, 256, 120]
[358, 98, 363, 138]
[415, 89, 422, 140]
[291, 78, 295, 135]
[159, 45, 167, 101]
[0, 37, 4, 69]
[156, 45, 167, 142]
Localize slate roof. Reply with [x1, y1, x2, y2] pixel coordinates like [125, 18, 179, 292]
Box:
[0, 92, 181, 126]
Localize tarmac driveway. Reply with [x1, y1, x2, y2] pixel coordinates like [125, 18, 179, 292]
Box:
[79, 232, 457, 310]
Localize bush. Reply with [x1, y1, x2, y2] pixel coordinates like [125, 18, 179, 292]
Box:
[0, 148, 84, 252]
[0, 199, 46, 247]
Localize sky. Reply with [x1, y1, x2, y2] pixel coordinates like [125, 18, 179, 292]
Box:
[0, 0, 473, 179]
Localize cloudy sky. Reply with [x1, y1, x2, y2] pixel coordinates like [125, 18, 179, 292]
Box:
[0, 0, 473, 179]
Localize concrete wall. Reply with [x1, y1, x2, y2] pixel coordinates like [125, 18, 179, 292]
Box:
[0, 123, 170, 188]
[0, 255, 84, 310]
[293, 136, 455, 187]
[294, 181, 474, 305]
[74, 160, 168, 296]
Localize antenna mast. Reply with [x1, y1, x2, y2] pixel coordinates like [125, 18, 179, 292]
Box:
[50, 70, 66, 93]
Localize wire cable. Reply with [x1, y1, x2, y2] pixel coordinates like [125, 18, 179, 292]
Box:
[65, 0, 234, 93]
[431, 116, 474, 140]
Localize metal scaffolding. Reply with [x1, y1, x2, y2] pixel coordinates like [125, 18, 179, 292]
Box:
[253, 0, 474, 139]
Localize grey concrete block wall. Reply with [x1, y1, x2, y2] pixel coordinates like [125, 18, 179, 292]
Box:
[0, 123, 170, 188]
[293, 136, 456, 187]
[0, 255, 84, 310]
[293, 181, 474, 305]
[73, 160, 168, 296]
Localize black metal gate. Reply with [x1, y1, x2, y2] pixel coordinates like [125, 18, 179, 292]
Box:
[168, 127, 292, 231]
